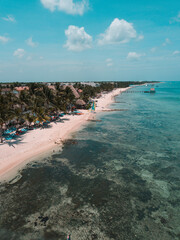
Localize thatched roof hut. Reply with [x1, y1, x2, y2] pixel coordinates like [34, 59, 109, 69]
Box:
[62, 85, 80, 99]
[1, 88, 11, 94]
[48, 85, 56, 91]
[15, 86, 29, 92]
[75, 99, 86, 109]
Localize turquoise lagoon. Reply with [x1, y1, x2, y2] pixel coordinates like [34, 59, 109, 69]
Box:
[0, 82, 180, 240]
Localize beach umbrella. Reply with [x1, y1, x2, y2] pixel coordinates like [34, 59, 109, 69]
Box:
[73, 110, 81, 113]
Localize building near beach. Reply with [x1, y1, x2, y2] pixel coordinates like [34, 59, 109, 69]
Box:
[1, 88, 11, 95]
[75, 99, 86, 109]
[15, 86, 29, 92]
[62, 85, 80, 99]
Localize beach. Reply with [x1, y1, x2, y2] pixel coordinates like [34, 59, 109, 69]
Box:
[0, 87, 129, 182]
[0, 82, 179, 239]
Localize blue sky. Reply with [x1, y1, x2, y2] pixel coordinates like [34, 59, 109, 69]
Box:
[0, 0, 180, 82]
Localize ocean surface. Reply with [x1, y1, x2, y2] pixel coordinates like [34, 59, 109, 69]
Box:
[0, 82, 180, 240]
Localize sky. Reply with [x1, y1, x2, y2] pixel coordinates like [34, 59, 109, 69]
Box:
[0, 0, 180, 82]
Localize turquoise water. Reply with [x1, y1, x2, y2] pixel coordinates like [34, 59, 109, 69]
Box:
[0, 82, 180, 240]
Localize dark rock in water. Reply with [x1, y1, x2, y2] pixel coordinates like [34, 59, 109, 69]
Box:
[62, 139, 78, 145]
[102, 109, 128, 112]
[44, 229, 66, 240]
[66, 176, 112, 208]
[136, 189, 152, 203]
[87, 119, 102, 122]
[160, 217, 167, 224]
[40, 216, 49, 225]
[118, 168, 152, 203]
[91, 233, 98, 239]
[114, 101, 127, 103]
[136, 209, 145, 221]
[146, 206, 159, 217]
[144, 225, 149, 232]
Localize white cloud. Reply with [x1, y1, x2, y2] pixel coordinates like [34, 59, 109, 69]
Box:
[26, 37, 38, 47]
[2, 15, 15, 22]
[40, 0, 88, 15]
[98, 18, 137, 45]
[137, 34, 144, 41]
[106, 58, 112, 62]
[13, 49, 25, 58]
[106, 58, 113, 67]
[162, 38, 171, 46]
[127, 52, 145, 61]
[173, 50, 180, 55]
[170, 12, 180, 23]
[151, 47, 157, 53]
[0, 36, 10, 43]
[64, 25, 92, 51]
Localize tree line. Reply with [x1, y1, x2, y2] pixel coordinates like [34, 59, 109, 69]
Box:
[0, 81, 146, 142]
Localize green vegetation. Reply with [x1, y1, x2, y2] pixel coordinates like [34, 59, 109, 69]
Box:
[0, 81, 146, 142]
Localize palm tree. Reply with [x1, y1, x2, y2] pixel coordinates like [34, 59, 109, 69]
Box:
[24, 113, 36, 127]
[0, 94, 16, 142]
[0, 117, 5, 143]
[56, 87, 75, 112]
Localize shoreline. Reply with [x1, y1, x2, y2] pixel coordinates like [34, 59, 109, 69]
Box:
[0, 87, 129, 182]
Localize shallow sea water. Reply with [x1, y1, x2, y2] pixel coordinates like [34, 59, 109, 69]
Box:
[0, 82, 180, 240]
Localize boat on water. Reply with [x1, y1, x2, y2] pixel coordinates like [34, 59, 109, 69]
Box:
[144, 88, 156, 93]
[150, 88, 156, 93]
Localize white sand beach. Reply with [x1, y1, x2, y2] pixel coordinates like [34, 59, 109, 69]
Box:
[0, 87, 129, 181]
